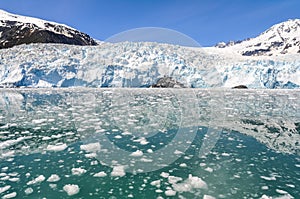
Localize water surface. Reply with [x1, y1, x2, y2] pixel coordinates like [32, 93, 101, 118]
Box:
[0, 89, 299, 198]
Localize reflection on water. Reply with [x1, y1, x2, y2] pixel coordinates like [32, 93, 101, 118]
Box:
[0, 88, 299, 198]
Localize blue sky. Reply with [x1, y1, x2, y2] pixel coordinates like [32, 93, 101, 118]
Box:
[1, 0, 299, 46]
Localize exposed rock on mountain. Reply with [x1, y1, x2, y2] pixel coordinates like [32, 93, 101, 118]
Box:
[216, 19, 300, 56]
[0, 9, 97, 49]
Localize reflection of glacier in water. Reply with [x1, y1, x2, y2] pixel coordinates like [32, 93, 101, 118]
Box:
[0, 88, 299, 198]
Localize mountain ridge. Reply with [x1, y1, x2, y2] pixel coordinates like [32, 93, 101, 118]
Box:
[0, 9, 98, 49]
[216, 19, 300, 56]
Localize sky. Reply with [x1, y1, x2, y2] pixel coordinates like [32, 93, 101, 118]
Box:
[1, 0, 300, 46]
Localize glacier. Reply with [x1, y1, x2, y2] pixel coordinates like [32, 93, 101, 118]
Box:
[0, 42, 299, 88]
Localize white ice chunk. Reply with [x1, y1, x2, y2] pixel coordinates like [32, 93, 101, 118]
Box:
[71, 168, 87, 176]
[46, 143, 67, 152]
[111, 165, 126, 177]
[0, 185, 11, 194]
[24, 188, 33, 195]
[2, 192, 17, 198]
[172, 174, 207, 192]
[160, 172, 169, 178]
[63, 184, 80, 196]
[93, 171, 107, 177]
[130, 150, 143, 157]
[260, 176, 276, 181]
[165, 189, 176, 196]
[168, 176, 183, 184]
[150, 180, 161, 187]
[27, 175, 45, 185]
[80, 142, 101, 153]
[203, 195, 216, 199]
[47, 174, 60, 182]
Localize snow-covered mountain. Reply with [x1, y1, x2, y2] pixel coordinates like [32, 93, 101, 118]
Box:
[216, 19, 300, 56]
[0, 9, 97, 48]
[0, 10, 299, 88]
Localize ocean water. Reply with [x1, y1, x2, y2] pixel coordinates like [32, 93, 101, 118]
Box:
[0, 88, 299, 199]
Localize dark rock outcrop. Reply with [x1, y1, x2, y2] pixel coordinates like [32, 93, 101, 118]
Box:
[151, 77, 186, 88]
[232, 85, 248, 89]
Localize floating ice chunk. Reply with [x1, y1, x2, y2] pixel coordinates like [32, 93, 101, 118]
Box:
[85, 153, 97, 158]
[8, 177, 19, 182]
[261, 186, 269, 190]
[160, 172, 169, 178]
[139, 138, 149, 145]
[90, 160, 99, 165]
[32, 119, 47, 124]
[2, 192, 17, 199]
[179, 163, 187, 168]
[276, 189, 288, 194]
[261, 195, 270, 199]
[24, 187, 33, 195]
[111, 166, 126, 177]
[174, 150, 184, 155]
[130, 150, 143, 157]
[0, 175, 9, 181]
[261, 194, 294, 199]
[172, 174, 207, 192]
[80, 143, 101, 153]
[0, 137, 27, 150]
[286, 184, 295, 188]
[199, 163, 206, 167]
[140, 158, 153, 162]
[150, 180, 161, 187]
[63, 184, 80, 196]
[27, 175, 45, 185]
[188, 174, 207, 189]
[204, 167, 213, 172]
[203, 195, 216, 199]
[121, 131, 131, 135]
[47, 174, 60, 182]
[168, 176, 183, 184]
[260, 176, 276, 181]
[46, 143, 67, 152]
[165, 189, 176, 196]
[221, 152, 230, 156]
[71, 168, 87, 176]
[42, 136, 51, 141]
[49, 184, 57, 189]
[147, 149, 153, 153]
[0, 185, 11, 194]
[93, 171, 107, 177]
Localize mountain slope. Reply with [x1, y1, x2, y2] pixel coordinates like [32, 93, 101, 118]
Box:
[216, 19, 300, 56]
[0, 9, 98, 48]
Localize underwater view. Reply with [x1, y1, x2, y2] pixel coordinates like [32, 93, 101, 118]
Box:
[0, 88, 299, 199]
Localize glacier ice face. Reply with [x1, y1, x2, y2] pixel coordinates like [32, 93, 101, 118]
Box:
[0, 42, 299, 88]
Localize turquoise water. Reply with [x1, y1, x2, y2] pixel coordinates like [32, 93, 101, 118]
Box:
[0, 89, 299, 199]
